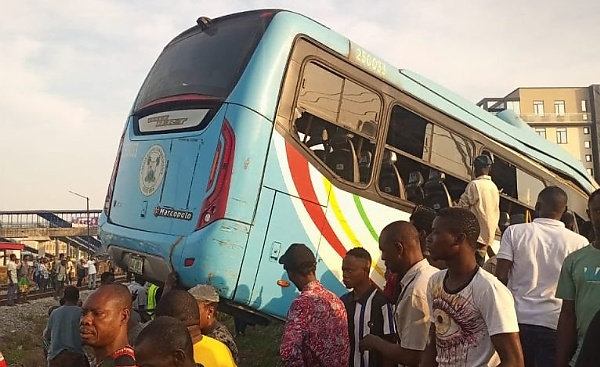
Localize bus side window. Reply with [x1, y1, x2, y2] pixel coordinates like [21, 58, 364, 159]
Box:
[483, 150, 545, 209]
[429, 125, 474, 181]
[516, 168, 545, 207]
[386, 106, 429, 159]
[293, 61, 380, 185]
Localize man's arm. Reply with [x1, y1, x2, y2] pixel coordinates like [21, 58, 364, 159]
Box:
[490, 333, 524, 367]
[495, 259, 512, 286]
[360, 335, 423, 366]
[495, 228, 514, 285]
[43, 313, 53, 342]
[419, 324, 438, 367]
[457, 183, 477, 208]
[280, 301, 305, 367]
[556, 300, 578, 367]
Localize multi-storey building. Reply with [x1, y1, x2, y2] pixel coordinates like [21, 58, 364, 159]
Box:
[478, 85, 600, 182]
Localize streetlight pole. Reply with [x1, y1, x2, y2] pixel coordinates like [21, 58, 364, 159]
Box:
[69, 190, 91, 240]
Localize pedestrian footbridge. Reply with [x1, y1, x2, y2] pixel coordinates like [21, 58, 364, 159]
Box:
[0, 210, 102, 255]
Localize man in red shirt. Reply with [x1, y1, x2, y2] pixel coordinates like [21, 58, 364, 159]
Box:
[279, 243, 350, 367]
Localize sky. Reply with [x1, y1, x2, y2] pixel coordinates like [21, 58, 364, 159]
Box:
[1, 0, 599, 211]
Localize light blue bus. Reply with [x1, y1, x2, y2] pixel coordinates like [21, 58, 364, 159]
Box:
[99, 9, 597, 322]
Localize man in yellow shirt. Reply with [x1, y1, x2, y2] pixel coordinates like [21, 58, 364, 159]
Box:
[155, 289, 236, 367]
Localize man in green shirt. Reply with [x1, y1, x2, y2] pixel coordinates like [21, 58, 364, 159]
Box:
[556, 189, 600, 367]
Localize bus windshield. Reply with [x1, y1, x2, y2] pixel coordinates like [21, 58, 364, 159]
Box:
[134, 12, 274, 111]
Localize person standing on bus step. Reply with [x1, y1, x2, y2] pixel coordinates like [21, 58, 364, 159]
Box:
[155, 290, 236, 367]
[80, 283, 137, 367]
[555, 189, 600, 367]
[188, 284, 239, 364]
[495, 186, 587, 367]
[86, 256, 97, 290]
[278, 243, 350, 367]
[6, 253, 18, 306]
[43, 286, 89, 367]
[359, 221, 438, 366]
[458, 154, 500, 266]
[420, 208, 524, 367]
[340, 247, 396, 367]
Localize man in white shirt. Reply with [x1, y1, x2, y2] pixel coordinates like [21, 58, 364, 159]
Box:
[6, 254, 18, 306]
[458, 154, 500, 266]
[421, 208, 524, 367]
[129, 276, 149, 322]
[496, 186, 588, 367]
[359, 221, 438, 366]
[86, 257, 97, 289]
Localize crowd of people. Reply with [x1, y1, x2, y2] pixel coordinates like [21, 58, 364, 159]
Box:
[273, 155, 600, 367]
[5, 254, 103, 306]
[5, 154, 600, 367]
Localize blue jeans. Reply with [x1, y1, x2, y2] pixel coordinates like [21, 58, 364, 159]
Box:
[7, 283, 17, 306]
[519, 323, 556, 367]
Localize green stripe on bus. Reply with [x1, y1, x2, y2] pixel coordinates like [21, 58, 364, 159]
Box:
[353, 195, 379, 242]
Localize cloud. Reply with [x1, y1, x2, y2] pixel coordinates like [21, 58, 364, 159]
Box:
[0, 0, 598, 210]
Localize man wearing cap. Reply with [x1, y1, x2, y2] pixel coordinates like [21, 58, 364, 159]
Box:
[278, 243, 350, 367]
[188, 284, 238, 364]
[458, 154, 500, 266]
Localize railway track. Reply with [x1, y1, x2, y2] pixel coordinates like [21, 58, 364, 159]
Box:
[0, 275, 126, 306]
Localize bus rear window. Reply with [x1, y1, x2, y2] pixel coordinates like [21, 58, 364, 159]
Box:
[134, 12, 273, 111]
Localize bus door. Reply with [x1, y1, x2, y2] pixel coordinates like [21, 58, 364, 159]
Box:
[252, 191, 327, 318]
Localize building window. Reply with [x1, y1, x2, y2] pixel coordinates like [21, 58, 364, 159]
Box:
[534, 101, 545, 116]
[585, 154, 593, 162]
[554, 100, 566, 116]
[582, 100, 588, 112]
[587, 168, 594, 177]
[585, 141, 591, 149]
[584, 127, 590, 134]
[534, 127, 547, 139]
[507, 101, 521, 115]
[556, 128, 568, 144]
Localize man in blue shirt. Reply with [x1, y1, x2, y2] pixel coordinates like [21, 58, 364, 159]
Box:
[44, 285, 88, 367]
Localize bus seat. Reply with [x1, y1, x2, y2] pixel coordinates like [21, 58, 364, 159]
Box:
[423, 169, 452, 211]
[359, 151, 373, 183]
[327, 132, 359, 183]
[510, 213, 526, 224]
[378, 151, 404, 198]
[406, 171, 425, 204]
[306, 129, 329, 163]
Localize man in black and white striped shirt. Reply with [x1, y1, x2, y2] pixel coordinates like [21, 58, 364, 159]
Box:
[341, 248, 396, 367]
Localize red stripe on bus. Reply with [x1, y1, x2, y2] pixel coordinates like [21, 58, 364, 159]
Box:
[285, 142, 347, 259]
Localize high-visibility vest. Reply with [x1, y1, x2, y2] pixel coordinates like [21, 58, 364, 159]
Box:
[147, 284, 159, 318]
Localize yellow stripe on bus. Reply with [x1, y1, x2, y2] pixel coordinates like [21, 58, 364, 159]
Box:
[323, 178, 386, 278]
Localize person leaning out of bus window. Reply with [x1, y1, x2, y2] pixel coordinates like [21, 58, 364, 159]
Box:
[458, 154, 500, 266]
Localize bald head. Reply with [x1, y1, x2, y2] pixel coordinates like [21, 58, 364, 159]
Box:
[380, 221, 421, 249]
[135, 316, 195, 367]
[102, 283, 134, 308]
[155, 290, 200, 326]
[379, 221, 423, 274]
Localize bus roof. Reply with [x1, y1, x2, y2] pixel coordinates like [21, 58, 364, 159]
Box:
[224, 9, 597, 194]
